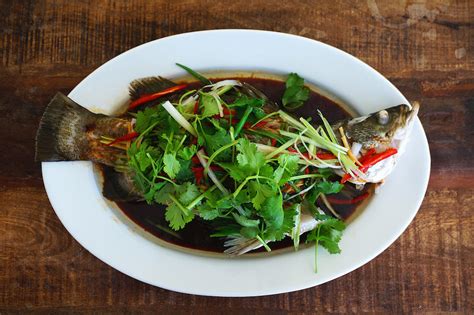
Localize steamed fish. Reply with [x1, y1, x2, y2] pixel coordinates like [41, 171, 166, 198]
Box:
[35, 69, 419, 261]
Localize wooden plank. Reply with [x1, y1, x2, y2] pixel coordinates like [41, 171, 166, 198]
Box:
[0, 0, 472, 313]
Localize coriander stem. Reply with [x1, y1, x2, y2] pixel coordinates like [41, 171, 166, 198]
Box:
[169, 194, 189, 216]
[204, 140, 238, 176]
[288, 174, 324, 181]
[156, 176, 178, 186]
[186, 185, 218, 210]
[256, 235, 271, 252]
[250, 111, 279, 127]
[234, 106, 253, 137]
[314, 225, 321, 273]
[264, 138, 298, 159]
[233, 175, 273, 198]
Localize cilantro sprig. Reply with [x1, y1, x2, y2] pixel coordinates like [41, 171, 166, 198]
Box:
[120, 67, 354, 272]
[282, 73, 310, 110]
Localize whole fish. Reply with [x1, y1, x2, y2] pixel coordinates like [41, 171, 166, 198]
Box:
[35, 78, 419, 255]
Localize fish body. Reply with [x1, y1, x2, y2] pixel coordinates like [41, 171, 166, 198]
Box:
[35, 77, 420, 255]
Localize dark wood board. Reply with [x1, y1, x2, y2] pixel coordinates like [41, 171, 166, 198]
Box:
[0, 0, 472, 313]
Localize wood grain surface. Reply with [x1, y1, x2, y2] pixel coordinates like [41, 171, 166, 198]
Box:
[0, 0, 473, 313]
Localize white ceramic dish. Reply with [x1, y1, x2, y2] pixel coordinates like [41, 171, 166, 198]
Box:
[41, 30, 430, 297]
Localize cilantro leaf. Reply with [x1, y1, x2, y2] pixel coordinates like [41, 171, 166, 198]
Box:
[200, 93, 220, 117]
[178, 145, 197, 160]
[154, 183, 175, 204]
[240, 226, 259, 239]
[307, 217, 346, 254]
[158, 182, 201, 231]
[236, 138, 266, 174]
[176, 182, 201, 205]
[305, 180, 344, 205]
[197, 202, 220, 220]
[165, 203, 194, 230]
[259, 194, 284, 230]
[175, 158, 194, 182]
[249, 181, 274, 210]
[316, 181, 344, 195]
[134, 107, 160, 133]
[274, 154, 300, 186]
[228, 95, 264, 108]
[163, 153, 181, 179]
[232, 213, 260, 228]
[135, 106, 180, 134]
[199, 122, 232, 161]
[271, 205, 298, 241]
[282, 73, 310, 110]
[217, 162, 248, 181]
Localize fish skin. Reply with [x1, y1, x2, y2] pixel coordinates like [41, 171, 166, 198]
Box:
[35, 92, 140, 201]
[333, 104, 418, 150]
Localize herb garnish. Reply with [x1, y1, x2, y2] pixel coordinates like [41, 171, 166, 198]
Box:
[121, 67, 354, 271]
[282, 73, 310, 110]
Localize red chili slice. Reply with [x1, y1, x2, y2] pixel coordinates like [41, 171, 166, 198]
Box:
[106, 131, 139, 146]
[128, 84, 188, 110]
[326, 192, 370, 205]
[340, 148, 398, 183]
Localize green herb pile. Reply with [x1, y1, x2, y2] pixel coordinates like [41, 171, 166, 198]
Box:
[123, 66, 357, 271]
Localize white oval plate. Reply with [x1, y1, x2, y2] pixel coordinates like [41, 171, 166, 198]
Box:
[42, 30, 430, 297]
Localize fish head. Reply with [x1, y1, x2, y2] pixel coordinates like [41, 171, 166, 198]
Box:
[338, 102, 419, 184]
[344, 103, 419, 151]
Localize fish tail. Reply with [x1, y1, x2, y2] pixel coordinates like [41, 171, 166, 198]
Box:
[35, 92, 131, 166]
[35, 92, 100, 162]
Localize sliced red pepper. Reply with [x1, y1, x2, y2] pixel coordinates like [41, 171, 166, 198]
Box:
[223, 108, 236, 116]
[360, 148, 398, 172]
[128, 84, 188, 110]
[299, 152, 336, 160]
[341, 148, 398, 183]
[358, 148, 377, 164]
[191, 165, 224, 184]
[191, 167, 204, 184]
[211, 109, 237, 119]
[193, 101, 199, 114]
[106, 131, 139, 146]
[326, 192, 370, 205]
[243, 120, 267, 130]
[192, 165, 223, 172]
[271, 138, 277, 147]
[316, 152, 336, 160]
[191, 155, 200, 165]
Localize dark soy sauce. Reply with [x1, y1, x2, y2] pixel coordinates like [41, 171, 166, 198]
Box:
[113, 77, 371, 254]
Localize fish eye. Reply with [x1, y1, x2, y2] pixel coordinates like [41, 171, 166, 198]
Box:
[378, 110, 389, 125]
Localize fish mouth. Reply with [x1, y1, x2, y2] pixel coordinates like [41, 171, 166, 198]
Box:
[390, 102, 419, 151]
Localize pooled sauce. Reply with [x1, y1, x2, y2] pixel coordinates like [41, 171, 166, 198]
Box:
[112, 77, 372, 254]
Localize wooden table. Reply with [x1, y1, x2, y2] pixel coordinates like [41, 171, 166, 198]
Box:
[1, 0, 472, 313]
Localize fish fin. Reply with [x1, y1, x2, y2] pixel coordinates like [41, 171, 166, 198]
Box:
[128, 76, 177, 100]
[101, 166, 142, 202]
[223, 236, 262, 256]
[35, 92, 98, 162]
[240, 82, 279, 111]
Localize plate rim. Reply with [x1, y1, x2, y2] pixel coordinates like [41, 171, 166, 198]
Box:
[41, 29, 431, 297]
